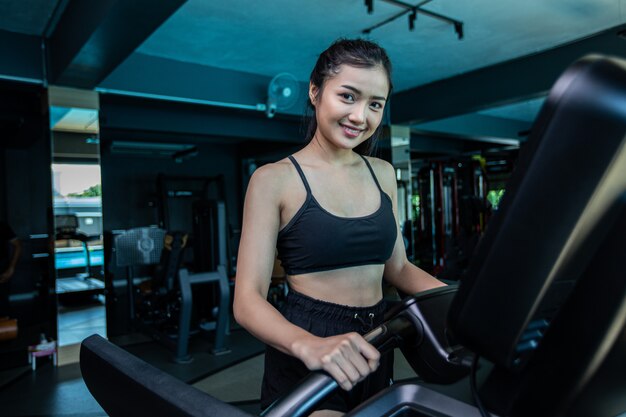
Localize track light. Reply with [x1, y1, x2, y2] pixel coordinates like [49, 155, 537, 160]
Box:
[362, 0, 463, 40]
[408, 9, 416, 31]
[454, 22, 464, 39]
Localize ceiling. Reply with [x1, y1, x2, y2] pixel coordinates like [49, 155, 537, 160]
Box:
[135, 0, 622, 90]
[0, 0, 624, 149]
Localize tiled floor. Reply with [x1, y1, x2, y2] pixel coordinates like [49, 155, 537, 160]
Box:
[57, 296, 106, 347]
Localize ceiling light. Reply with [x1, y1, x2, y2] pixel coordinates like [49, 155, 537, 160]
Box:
[362, 0, 463, 40]
[408, 10, 416, 31]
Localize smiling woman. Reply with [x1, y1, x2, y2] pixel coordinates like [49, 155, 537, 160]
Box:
[310, 65, 388, 151]
[303, 39, 393, 157]
[233, 38, 445, 417]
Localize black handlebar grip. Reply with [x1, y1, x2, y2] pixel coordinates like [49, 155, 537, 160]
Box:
[261, 315, 416, 417]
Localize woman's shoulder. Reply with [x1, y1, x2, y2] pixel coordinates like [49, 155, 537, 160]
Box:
[248, 158, 298, 196]
[363, 155, 394, 180]
[362, 155, 393, 169]
[252, 158, 293, 177]
[362, 155, 396, 197]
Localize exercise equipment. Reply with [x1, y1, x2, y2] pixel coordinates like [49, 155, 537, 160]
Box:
[411, 157, 489, 277]
[192, 200, 229, 273]
[156, 174, 234, 276]
[81, 333, 252, 417]
[113, 226, 167, 323]
[261, 287, 473, 417]
[156, 174, 235, 333]
[446, 53, 626, 417]
[113, 226, 230, 361]
[81, 54, 626, 416]
[176, 267, 231, 359]
[80, 286, 473, 417]
[54, 214, 104, 296]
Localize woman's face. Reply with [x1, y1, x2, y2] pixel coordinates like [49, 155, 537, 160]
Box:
[310, 64, 389, 151]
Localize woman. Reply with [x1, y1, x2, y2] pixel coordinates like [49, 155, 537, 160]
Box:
[233, 38, 445, 416]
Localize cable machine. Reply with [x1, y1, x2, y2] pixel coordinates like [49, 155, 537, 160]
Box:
[412, 157, 490, 278]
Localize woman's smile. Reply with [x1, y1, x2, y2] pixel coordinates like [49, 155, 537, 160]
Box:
[340, 123, 365, 138]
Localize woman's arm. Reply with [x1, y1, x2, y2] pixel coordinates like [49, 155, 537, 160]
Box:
[233, 164, 304, 352]
[373, 158, 446, 294]
[233, 163, 379, 391]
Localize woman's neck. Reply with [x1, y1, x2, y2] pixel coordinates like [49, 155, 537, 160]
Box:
[303, 133, 360, 167]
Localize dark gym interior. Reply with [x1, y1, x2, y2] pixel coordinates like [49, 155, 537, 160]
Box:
[0, 1, 625, 416]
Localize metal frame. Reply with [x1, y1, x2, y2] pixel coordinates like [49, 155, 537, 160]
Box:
[362, 0, 464, 39]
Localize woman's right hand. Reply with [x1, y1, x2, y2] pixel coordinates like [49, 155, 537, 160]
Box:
[292, 333, 380, 391]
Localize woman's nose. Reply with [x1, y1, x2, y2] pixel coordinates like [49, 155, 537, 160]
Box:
[348, 103, 367, 125]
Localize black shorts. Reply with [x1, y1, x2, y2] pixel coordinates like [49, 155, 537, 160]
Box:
[260, 289, 393, 413]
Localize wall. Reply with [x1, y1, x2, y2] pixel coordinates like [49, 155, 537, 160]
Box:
[0, 81, 57, 370]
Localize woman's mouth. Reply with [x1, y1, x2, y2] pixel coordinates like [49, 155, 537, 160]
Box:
[341, 124, 364, 138]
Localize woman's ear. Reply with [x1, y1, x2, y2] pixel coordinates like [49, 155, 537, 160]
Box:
[309, 82, 318, 107]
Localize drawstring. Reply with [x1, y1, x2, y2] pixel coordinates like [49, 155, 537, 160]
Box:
[354, 312, 375, 333]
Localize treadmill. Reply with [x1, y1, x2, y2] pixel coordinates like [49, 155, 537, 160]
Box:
[79, 54, 626, 417]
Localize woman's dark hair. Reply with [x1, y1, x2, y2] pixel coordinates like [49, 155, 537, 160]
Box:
[303, 38, 393, 156]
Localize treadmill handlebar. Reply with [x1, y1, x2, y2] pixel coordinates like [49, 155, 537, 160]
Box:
[261, 314, 417, 417]
[261, 287, 471, 417]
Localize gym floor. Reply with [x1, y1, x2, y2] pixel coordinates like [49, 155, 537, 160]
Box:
[0, 325, 266, 416]
[0, 303, 473, 417]
[57, 296, 106, 347]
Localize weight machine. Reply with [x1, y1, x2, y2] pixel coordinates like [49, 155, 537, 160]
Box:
[113, 226, 230, 362]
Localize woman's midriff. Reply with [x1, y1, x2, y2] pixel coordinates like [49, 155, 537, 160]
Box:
[286, 264, 385, 307]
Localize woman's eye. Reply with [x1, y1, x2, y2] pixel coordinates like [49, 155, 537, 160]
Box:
[370, 102, 383, 110]
[341, 93, 355, 101]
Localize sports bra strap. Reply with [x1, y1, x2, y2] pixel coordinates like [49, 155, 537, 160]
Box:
[288, 156, 312, 195]
[359, 155, 384, 193]
[290, 155, 382, 195]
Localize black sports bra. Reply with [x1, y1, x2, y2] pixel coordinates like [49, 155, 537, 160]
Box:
[276, 155, 397, 275]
